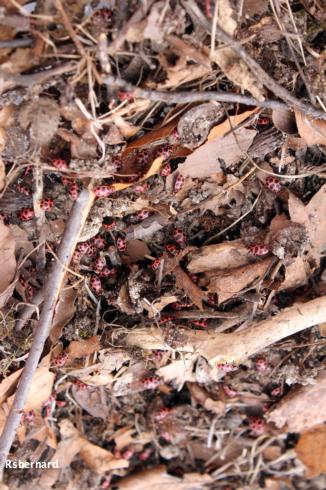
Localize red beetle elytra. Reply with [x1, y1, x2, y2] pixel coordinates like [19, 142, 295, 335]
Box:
[223, 384, 237, 398]
[248, 243, 269, 256]
[151, 258, 161, 271]
[94, 256, 106, 273]
[74, 379, 88, 390]
[165, 244, 178, 256]
[192, 319, 207, 328]
[87, 245, 97, 257]
[255, 358, 268, 372]
[155, 144, 172, 160]
[15, 184, 31, 196]
[69, 181, 78, 200]
[72, 250, 82, 264]
[136, 149, 149, 171]
[173, 228, 187, 247]
[77, 242, 90, 254]
[117, 237, 127, 252]
[265, 176, 282, 193]
[19, 207, 34, 221]
[23, 410, 35, 423]
[54, 352, 68, 367]
[143, 376, 161, 389]
[137, 210, 150, 220]
[94, 185, 115, 198]
[173, 174, 185, 193]
[216, 361, 237, 373]
[249, 416, 265, 435]
[52, 158, 68, 170]
[117, 90, 133, 102]
[100, 267, 117, 277]
[133, 183, 149, 194]
[154, 407, 171, 421]
[90, 275, 102, 294]
[160, 163, 171, 177]
[112, 155, 122, 170]
[159, 315, 174, 324]
[102, 219, 117, 230]
[40, 198, 54, 211]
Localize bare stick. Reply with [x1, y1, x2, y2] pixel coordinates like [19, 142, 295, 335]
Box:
[53, 0, 87, 59]
[126, 296, 326, 364]
[0, 187, 95, 478]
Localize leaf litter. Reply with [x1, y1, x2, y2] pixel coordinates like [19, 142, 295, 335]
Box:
[0, 1, 325, 489]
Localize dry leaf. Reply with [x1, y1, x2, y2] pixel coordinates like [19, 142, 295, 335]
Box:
[295, 424, 326, 478]
[0, 158, 5, 191]
[178, 127, 257, 179]
[177, 103, 225, 149]
[207, 257, 273, 304]
[272, 109, 297, 134]
[281, 257, 310, 290]
[116, 465, 211, 489]
[268, 371, 326, 432]
[187, 239, 249, 274]
[158, 354, 197, 387]
[288, 185, 326, 266]
[72, 385, 109, 418]
[207, 108, 259, 141]
[18, 97, 61, 146]
[187, 383, 225, 415]
[174, 266, 204, 310]
[144, 295, 178, 319]
[50, 288, 77, 343]
[124, 239, 150, 263]
[0, 220, 16, 305]
[295, 111, 326, 146]
[67, 336, 100, 361]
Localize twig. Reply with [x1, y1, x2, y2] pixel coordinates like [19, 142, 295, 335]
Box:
[126, 296, 326, 364]
[0, 186, 95, 478]
[183, 0, 325, 119]
[53, 0, 87, 59]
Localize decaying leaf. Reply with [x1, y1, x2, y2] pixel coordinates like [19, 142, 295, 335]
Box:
[116, 465, 212, 489]
[177, 103, 225, 149]
[295, 111, 326, 146]
[178, 127, 257, 179]
[142, 295, 178, 318]
[295, 424, 326, 478]
[207, 257, 274, 304]
[0, 220, 16, 304]
[174, 266, 204, 310]
[0, 158, 5, 191]
[50, 288, 77, 343]
[272, 108, 297, 134]
[18, 97, 61, 146]
[124, 239, 150, 263]
[187, 383, 225, 415]
[268, 371, 326, 432]
[288, 185, 326, 266]
[158, 354, 197, 387]
[187, 239, 249, 274]
[67, 336, 100, 362]
[72, 385, 109, 418]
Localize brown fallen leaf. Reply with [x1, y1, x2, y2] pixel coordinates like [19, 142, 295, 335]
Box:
[18, 97, 61, 146]
[187, 383, 225, 415]
[295, 111, 326, 146]
[67, 336, 100, 362]
[178, 127, 257, 179]
[0, 220, 16, 300]
[187, 239, 249, 274]
[272, 108, 297, 134]
[72, 384, 109, 418]
[50, 288, 77, 343]
[158, 354, 197, 387]
[268, 371, 326, 432]
[0, 158, 5, 191]
[116, 465, 212, 489]
[295, 424, 326, 478]
[124, 239, 150, 263]
[142, 295, 178, 318]
[288, 184, 326, 266]
[207, 257, 274, 304]
[174, 266, 204, 310]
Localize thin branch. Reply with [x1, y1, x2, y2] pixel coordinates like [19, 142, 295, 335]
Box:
[53, 0, 87, 59]
[0, 186, 95, 478]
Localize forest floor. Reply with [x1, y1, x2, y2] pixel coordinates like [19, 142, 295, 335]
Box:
[0, 1, 326, 489]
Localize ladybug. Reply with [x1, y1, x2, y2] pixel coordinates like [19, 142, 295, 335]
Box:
[223, 385, 237, 398]
[23, 166, 33, 177]
[133, 183, 149, 194]
[216, 361, 237, 373]
[90, 275, 102, 294]
[151, 258, 161, 271]
[23, 410, 35, 423]
[40, 198, 54, 211]
[169, 128, 180, 144]
[159, 315, 174, 324]
[74, 379, 88, 390]
[19, 207, 34, 221]
[100, 267, 117, 277]
[103, 219, 116, 230]
[153, 407, 171, 421]
[143, 376, 161, 389]
[77, 242, 90, 254]
[69, 181, 78, 201]
[265, 176, 282, 193]
[173, 174, 185, 193]
[92, 236, 106, 249]
[165, 244, 178, 256]
[87, 245, 97, 258]
[54, 353, 68, 367]
[257, 117, 270, 126]
[52, 158, 68, 170]
[155, 144, 172, 160]
[160, 163, 171, 177]
[117, 237, 127, 252]
[122, 449, 134, 460]
[137, 210, 150, 220]
[117, 91, 133, 102]
[255, 358, 268, 372]
[94, 185, 115, 198]
[139, 449, 151, 461]
[192, 319, 208, 328]
[173, 228, 187, 247]
[248, 243, 269, 256]
[112, 155, 122, 170]
[94, 256, 106, 273]
[15, 184, 31, 196]
[136, 150, 149, 171]
[271, 386, 282, 397]
[26, 285, 34, 300]
[249, 416, 265, 435]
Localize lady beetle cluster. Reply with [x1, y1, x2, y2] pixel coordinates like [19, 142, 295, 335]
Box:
[248, 243, 269, 256]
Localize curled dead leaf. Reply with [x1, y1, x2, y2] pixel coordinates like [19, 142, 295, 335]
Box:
[295, 111, 326, 146]
[0, 220, 16, 304]
[295, 424, 326, 478]
[67, 336, 100, 362]
[272, 108, 297, 134]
